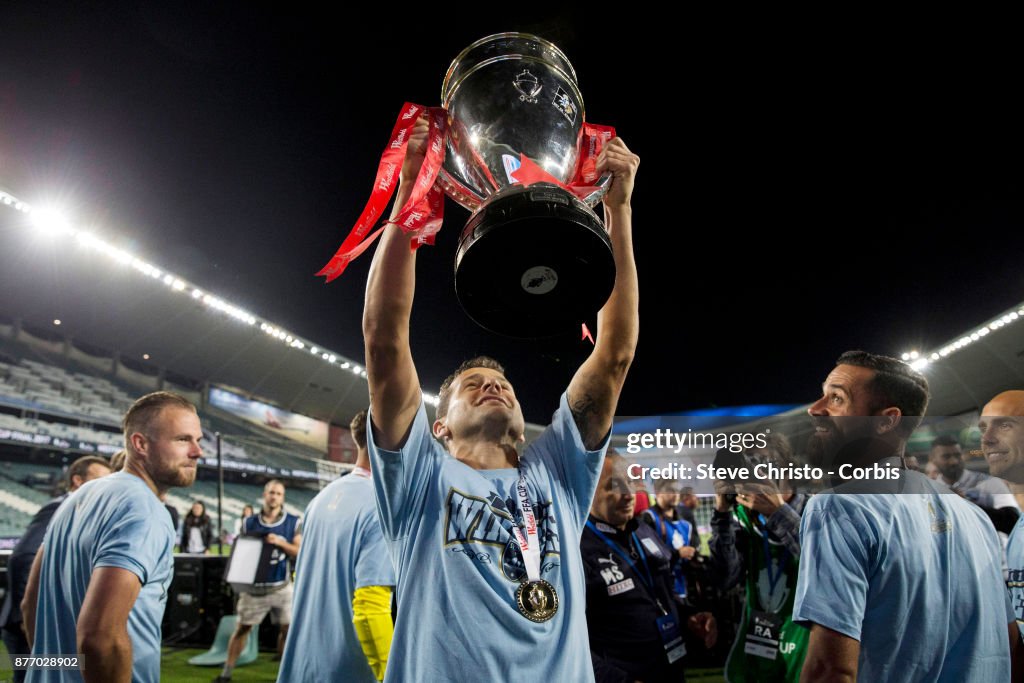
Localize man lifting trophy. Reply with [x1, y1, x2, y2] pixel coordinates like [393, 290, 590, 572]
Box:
[319, 33, 620, 338]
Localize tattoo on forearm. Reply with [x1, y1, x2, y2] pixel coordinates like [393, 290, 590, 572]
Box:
[571, 393, 600, 449]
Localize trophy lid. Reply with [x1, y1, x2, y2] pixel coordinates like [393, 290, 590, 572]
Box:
[441, 33, 579, 109]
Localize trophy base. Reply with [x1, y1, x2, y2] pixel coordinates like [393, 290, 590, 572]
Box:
[454, 183, 615, 338]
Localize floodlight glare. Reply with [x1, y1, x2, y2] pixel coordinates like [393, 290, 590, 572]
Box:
[30, 208, 72, 236]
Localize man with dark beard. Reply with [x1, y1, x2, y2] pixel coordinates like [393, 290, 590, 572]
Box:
[22, 392, 202, 683]
[793, 351, 1013, 683]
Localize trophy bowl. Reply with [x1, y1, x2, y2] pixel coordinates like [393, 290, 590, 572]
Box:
[440, 33, 616, 338]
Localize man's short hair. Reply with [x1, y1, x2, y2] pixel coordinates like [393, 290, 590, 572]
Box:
[122, 391, 197, 450]
[109, 449, 127, 471]
[931, 434, 960, 449]
[66, 455, 111, 488]
[437, 356, 507, 420]
[835, 350, 930, 435]
[264, 478, 285, 492]
[653, 479, 682, 495]
[350, 409, 368, 449]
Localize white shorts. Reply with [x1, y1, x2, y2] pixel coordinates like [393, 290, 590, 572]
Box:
[236, 583, 293, 626]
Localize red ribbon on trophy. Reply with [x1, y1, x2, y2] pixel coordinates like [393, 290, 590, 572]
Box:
[509, 123, 616, 200]
[316, 102, 448, 282]
[317, 106, 616, 283]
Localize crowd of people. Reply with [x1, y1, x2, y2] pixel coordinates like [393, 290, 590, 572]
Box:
[7, 122, 1024, 683]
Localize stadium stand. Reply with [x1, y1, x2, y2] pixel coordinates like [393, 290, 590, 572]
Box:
[0, 333, 342, 544]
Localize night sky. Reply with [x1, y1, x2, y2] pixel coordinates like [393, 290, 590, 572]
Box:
[3, 3, 1023, 424]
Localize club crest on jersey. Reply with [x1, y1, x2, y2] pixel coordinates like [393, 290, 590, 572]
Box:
[443, 487, 559, 581]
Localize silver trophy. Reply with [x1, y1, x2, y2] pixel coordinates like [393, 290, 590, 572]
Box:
[440, 33, 615, 338]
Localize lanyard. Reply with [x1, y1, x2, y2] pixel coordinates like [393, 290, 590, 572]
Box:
[585, 521, 658, 597]
[757, 514, 789, 595]
[511, 473, 541, 582]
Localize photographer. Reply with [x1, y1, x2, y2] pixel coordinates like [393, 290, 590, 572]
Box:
[708, 434, 808, 682]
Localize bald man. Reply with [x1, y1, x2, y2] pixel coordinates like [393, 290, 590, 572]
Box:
[982, 390, 1024, 676]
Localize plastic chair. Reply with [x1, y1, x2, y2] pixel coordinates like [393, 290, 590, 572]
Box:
[187, 615, 259, 667]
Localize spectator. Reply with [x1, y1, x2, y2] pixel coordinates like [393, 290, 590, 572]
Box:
[643, 479, 699, 602]
[230, 505, 254, 544]
[182, 501, 214, 554]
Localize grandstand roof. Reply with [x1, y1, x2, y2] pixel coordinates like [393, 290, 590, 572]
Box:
[0, 247, 373, 426]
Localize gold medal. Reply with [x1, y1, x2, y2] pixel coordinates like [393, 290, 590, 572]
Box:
[515, 579, 558, 622]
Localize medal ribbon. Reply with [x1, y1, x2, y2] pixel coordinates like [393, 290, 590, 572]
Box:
[512, 473, 542, 582]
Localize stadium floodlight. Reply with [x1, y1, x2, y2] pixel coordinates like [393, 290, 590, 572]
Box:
[30, 207, 72, 236]
[2, 186, 446, 402]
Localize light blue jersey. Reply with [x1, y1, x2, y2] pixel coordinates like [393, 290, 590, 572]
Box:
[794, 470, 1012, 682]
[1006, 513, 1024, 638]
[277, 470, 395, 682]
[368, 393, 607, 682]
[28, 472, 174, 683]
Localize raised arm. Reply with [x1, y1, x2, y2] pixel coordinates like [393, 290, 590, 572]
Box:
[363, 118, 429, 450]
[567, 137, 640, 449]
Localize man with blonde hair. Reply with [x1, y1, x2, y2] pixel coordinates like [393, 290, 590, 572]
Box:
[23, 391, 202, 682]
